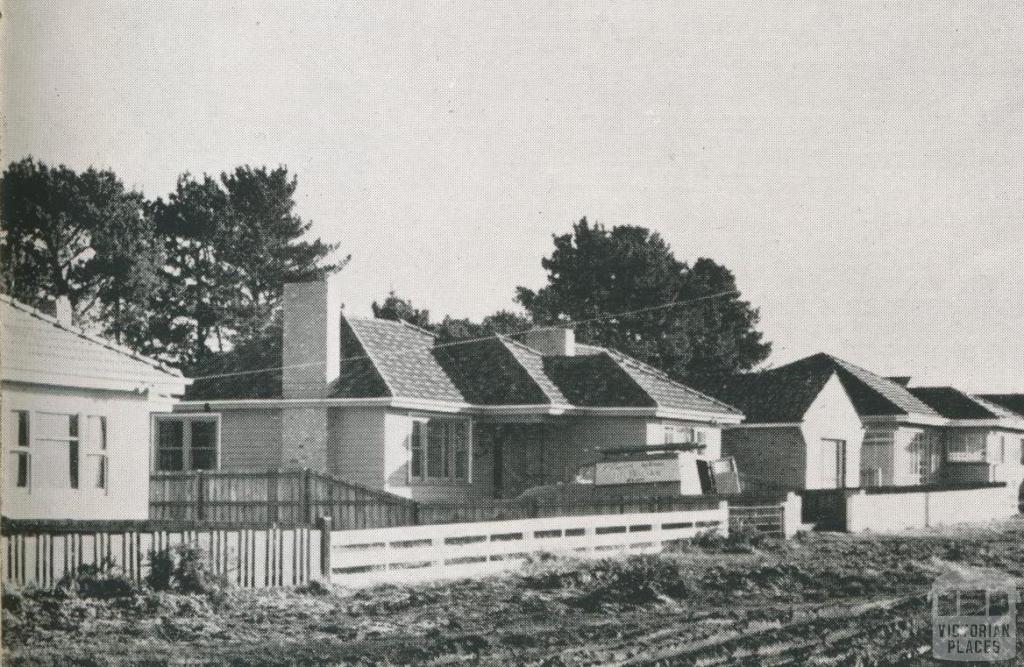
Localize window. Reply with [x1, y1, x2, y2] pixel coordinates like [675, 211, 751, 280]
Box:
[409, 418, 471, 482]
[37, 413, 80, 488]
[153, 415, 220, 472]
[11, 410, 31, 489]
[664, 425, 696, 445]
[999, 436, 1006, 464]
[86, 416, 109, 491]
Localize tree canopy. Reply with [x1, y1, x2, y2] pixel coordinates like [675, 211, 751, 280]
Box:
[516, 218, 770, 385]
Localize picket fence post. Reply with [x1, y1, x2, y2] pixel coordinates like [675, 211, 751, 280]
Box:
[317, 516, 332, 581]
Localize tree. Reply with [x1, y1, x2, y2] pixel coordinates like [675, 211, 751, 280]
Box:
[371, 291, 431, 328]
[0, 157, 161, 342]
[516, 218, 770, 385]
[151, 166, 347, 372]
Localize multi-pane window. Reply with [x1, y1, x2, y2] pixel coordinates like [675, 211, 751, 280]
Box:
[37, 413, 80, 488]
[409, 418, 471, 482]
[153, 415, 219, 472]
[11, 410, 30, 489]
[86, 416, 108, 491]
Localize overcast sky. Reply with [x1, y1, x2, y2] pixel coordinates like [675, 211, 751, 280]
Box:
[3, 1, 1022, 390]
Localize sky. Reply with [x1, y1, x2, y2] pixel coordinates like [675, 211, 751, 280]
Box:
[2, 1, 1022, 391]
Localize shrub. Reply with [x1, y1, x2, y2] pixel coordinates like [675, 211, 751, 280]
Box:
[56, 558, 140, 599]
[146, 543, 227, 595]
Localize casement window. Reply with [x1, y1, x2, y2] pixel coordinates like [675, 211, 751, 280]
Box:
[11, 410, 30, 489]
[152, 415, 220, 472]
[37, 413, 80, 488]
[408, 418, 471, 483]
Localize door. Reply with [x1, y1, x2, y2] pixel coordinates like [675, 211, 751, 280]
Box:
[819, 439, 847, 489]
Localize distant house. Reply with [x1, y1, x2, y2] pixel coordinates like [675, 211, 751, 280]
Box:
[706, 353, 1024, 494]
[1, 295, 189, 520]
[705, 357, 865, 491]
[906, 388, 1024, 488]
[171, 279, 743, 501]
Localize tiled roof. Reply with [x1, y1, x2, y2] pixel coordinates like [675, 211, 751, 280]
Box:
[0, 294, 187, 395]
[542, 353, 654, 407]
[975, 394, 1024, 419]
[597, 347, 743, 416]
[907, 387, 996, 420]
[703, 363, 835, 423]
[341, 318, 464, 403]
[499, 338, 571, 404]
[433, 337, 551, 405]
[329, 318, 392, 399]
[704, 353, 942, 423]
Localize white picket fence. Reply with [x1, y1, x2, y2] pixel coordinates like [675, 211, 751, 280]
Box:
[328, 503, 728, 586]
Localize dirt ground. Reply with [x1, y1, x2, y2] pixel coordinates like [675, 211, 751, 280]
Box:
[4, 519, 1023, 666]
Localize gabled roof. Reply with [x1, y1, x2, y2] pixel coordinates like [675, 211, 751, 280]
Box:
[703, 361, 837, 423]
[0, 294, 188, 396]
[907, 387, 997, 420]
[703, 353, 941, 424]
[977, 394, 1024, 419]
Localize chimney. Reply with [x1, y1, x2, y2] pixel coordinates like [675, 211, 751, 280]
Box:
[54, 296, 73, 327]
[521, 326, 575, 356]
[282, 278, 342, 399]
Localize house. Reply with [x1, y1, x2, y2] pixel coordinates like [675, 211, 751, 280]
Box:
[706, 352, 1024, 495]
[704, 356, 865, 491]
[906, 388, 1024, 489]
[169, 279, 744, 501]
[1, 295, 189, 520]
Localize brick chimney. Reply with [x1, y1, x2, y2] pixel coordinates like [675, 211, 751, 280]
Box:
[521, 326, 575, 356]
[282, 279, 342, 399]
[279, 277, 341, 471]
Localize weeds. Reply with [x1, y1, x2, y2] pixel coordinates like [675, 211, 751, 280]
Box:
[146, 543, 228, 596]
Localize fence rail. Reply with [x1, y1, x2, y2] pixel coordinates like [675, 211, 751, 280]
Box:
[329, 504, 729, 586]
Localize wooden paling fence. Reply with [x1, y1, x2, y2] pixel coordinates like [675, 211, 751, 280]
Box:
[150, 470, 417, 528]
[2, 521, 320, 589]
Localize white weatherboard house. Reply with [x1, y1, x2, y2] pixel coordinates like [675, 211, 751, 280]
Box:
[170, 279, 743, 501]
[1, 295, 189, 520]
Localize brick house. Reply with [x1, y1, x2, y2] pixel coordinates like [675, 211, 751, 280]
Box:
[1, 295, 189, 519]
[167, 279, 743, 501]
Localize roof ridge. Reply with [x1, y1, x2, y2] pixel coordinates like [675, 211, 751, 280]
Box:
[0, 293, 184, 378]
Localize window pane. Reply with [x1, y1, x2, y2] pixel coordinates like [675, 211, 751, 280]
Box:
[451, 424, 468, 480]
[191, 420, 216, 450]
[410, 422, 423, 478]
[96, 456, 107, 490]
[158, 450, 184, 471]
[16, 411, 29, 448]
[427, 422, 444, 477]
[158, 420, 184, 451]
[16, 452, 29, 488]
[69, 441, 79, 489]
[69, 415, 79, 438]
[191, 448, 217, 471]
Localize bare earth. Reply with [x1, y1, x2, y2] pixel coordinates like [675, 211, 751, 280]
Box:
[4, 519, 1023, 666]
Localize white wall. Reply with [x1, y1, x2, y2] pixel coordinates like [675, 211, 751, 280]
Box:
[800, 374, 864, 489]
[846, 484, 1019, 533]
[2, 382, 174, 520]
[327, 406, 387, 489]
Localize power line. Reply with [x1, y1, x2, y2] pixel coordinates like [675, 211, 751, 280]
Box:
[188, 289, 740, 382]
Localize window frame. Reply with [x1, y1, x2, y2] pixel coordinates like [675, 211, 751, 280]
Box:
[10, 410, 31, 490]
[36, 412, 81, 489]
[85, 415, 109, 492]
[150, 413, 222, 473]
[407, 416, 472, 484]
